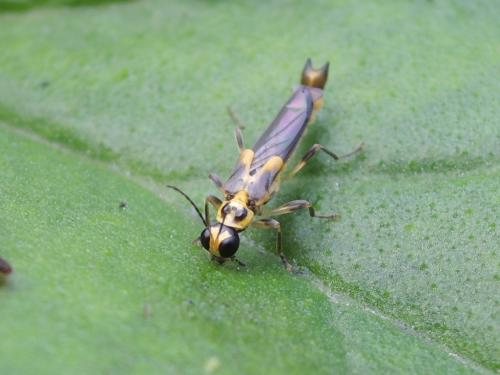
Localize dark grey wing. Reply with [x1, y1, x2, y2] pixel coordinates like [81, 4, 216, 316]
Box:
[250, 87, 313, 175]
[224, 87, 314, 198]
[223, 158, 248, 194]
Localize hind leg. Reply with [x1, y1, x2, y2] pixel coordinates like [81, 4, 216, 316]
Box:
[263, 199, 340, 220]
[287, 143, 364, 179]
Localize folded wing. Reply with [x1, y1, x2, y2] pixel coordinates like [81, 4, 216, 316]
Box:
[250, 87, 313, 174]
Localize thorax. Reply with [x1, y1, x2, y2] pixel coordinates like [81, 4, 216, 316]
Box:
[216, 191, 255, 230]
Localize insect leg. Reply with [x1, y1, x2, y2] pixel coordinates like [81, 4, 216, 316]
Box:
[287, 143, 364, 179]
[193, 195, 223, 246]
[210, 255, 246, 267]
[227, 106, 246, 129]
[230, 256, 246, 267]
[208, 173, 225, 192]
[204, 195, 222, 226]
[227, 107, 246, 151]
[264, 200, 340, 220]
[252, 219, 292, 272]
[235, 127, 245, 152]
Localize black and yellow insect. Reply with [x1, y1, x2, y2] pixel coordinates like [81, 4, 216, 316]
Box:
[168, 59, 362, 270]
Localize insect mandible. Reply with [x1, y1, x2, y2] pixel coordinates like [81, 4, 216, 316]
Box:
[168, 59, 363, 271]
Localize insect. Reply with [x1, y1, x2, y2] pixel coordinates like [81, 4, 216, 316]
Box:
[168, 59, 362, 270]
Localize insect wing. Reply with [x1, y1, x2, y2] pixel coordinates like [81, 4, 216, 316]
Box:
[223, 158, 248, 194]
[224, 87, 315, 199]
[250, 87, 313, 174]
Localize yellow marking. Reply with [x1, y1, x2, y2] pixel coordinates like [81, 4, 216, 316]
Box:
[240, 149, 254, 166]
[308, 98, 324, 125]
[228, 149, 255, 190]
[313, 97, 324, 111]
[262, 156, 284, 172]
[290, 161, 306, 176]
[216, 205, 225, 223]
[233, 190, 249, 204]
[248, 156, 285, 207]
[216, 199, 255, 230]
[209, 226, 231, 256]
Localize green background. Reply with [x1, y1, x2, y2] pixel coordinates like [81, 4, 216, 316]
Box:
[0, 0, 498, 373]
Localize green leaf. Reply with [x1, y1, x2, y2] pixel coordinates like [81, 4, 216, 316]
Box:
[0, 0, 498, 372]
[0, 126, 479, 373]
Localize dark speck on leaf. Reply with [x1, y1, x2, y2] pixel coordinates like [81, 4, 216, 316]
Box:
[0, 257, 12, 275]
[39, 81, 50, 89]
[119, 201, 128, 209]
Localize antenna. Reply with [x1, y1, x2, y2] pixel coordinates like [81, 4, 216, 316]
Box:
[166, 185, 207, 227]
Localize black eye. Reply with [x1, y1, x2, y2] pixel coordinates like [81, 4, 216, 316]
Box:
[235, 207, 248, 221]
[200, 228, 210, 250]
[219, 233, 240, 257]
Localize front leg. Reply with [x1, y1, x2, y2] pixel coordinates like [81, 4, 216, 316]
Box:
[210, 255, 247, 268]
[234, 127, 245, 152]
[204, 195, 222, 226]
[193, 195, 223, 246]
[208, 173, 225, 193]
[227, 107, 246, 152]
[252, 218, 292, 272]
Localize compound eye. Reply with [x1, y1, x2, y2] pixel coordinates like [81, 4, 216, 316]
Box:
[200, 228, 211, 251]
[219, 234, 240, 258]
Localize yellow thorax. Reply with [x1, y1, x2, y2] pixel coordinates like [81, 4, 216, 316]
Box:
[217, 191, 255, 230]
